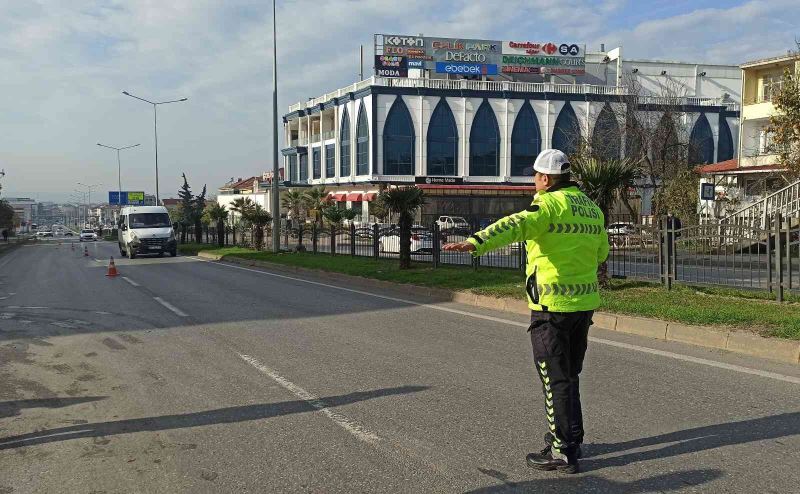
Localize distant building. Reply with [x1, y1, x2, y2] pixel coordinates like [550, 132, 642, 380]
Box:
[698, 51, 799, 220]
[216, 170, 285, 220]
[4, 197, 36, 232]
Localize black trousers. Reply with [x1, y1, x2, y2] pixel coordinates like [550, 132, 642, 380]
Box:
[528, 310, 593, 458]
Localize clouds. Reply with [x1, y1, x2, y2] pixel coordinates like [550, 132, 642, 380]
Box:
[0, 0, 798, 201]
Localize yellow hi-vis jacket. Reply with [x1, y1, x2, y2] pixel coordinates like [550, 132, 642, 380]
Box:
[466, 182, 609, 312]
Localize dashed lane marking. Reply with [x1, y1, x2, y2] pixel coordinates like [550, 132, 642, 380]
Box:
[238, 353, 380, 444]
[122, 277, 140, 287]
[153, 297, 188, 317]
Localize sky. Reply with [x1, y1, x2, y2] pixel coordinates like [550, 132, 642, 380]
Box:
[0, 0, 798, 203]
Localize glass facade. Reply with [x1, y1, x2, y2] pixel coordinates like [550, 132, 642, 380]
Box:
[689, 113, 715, 165]
[340, 108, 351, 177]
[510, 101, 541, 177]
[383, 97, 415, 175]
[288, 154, 298, 182]
[469, 100, 500, 176]
[427, 98, 458, 176]
[591, 104, 621, 160]
[356, 102, 369, 176]
[312, 148, 321, 179]
[552, 102, 581, 156]
[325, 144, 335, 178]
[299, 153, 308, 181]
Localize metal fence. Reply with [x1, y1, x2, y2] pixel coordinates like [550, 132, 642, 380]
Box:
[184, 213, 800, 301]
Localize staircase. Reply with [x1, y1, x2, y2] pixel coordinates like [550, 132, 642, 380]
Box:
[720, 179, 800, 229]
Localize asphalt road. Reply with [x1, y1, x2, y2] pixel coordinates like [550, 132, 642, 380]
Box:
[1, 241, 799, 493]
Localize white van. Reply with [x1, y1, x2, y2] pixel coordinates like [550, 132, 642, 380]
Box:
[117, 206, 177, 259]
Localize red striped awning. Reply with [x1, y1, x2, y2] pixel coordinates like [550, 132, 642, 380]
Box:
[363, 192, 378, 201]
[346, 193, 363, 201]
[329, 193, 347, 201]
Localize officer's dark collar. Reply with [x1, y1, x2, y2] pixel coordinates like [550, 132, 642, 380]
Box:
[543, 181, 580, 193]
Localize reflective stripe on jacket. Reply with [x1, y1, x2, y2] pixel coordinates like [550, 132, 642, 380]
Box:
[465, 182, 609, 312]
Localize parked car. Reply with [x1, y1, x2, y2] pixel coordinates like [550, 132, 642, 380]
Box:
[607, 222, 636, 236]
[64, 231, 74, 237]
[79, 229, 97, 242]
[436, 216, 470, 233]
[35, 231, 53, 237]
[379, 226, 433, 254]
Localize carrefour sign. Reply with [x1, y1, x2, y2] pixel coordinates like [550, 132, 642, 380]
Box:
[435, 62, 498, 75]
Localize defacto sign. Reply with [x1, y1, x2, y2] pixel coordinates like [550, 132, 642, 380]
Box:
[375, 55, 408, 78]
[435, 62, 498, 75]
[427, 37, 502, 68]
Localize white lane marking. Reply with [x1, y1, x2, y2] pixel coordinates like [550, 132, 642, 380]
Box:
[238, 353, 380, 444]
[153, 297, 188, 317]
[196, 258, 800, 385]
[122, 276, 140, 287]
[95, 311, 112, 315]
[6, 306, 48, 309]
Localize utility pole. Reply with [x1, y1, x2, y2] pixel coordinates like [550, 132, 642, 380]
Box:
[270, 0, 281, 253]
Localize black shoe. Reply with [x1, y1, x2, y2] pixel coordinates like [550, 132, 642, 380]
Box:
[526, 450, 578, 474]
[541, 436, 583, 459]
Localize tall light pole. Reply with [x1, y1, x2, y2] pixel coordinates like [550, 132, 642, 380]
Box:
[122, 91, 187, 204]
[77, 183, 101, 227]
[97, 143, 140, 206]
[271, 0, 281, 252]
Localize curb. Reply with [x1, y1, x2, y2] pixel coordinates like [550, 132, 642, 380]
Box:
[203, 254, 800, 366]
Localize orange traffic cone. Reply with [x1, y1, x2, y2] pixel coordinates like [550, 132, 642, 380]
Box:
[84, 245, 89, 257]
[106, 257, 119, 277]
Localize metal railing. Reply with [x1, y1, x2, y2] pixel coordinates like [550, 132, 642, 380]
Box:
[721, 179, 800, 229]
[289, 76, 738, 113]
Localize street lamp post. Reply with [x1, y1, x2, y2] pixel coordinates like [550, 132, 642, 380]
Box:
[271, 0, 281, 252]
[77, 182, 101, 227]
[122, 91, 187, 204]
[97, 143, 140, 207]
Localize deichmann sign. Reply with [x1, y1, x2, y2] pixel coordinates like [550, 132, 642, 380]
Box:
[435, 62, 498, 75]
[375, 55, 407, 78]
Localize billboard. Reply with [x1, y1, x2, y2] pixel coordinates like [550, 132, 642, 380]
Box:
[376, 34, 585, 77]
[375, 55, 407, 77]
[109, 191, 145, 206]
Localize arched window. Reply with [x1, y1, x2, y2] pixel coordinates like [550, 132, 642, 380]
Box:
[591, 104, 621, 160]
[469, 100, 500, 176]
[427, 98, 458, 176]
[653, 113, 680, 166]
[689, 113, 715, 164]
[510, 101, 541, 177]
[383, 97, 415, 175]
[340, 107, 351, 177]
[625, 109, 644, 162]
[356, 102, 369, 175]
[552, 102, 581, 156]
[717, 116, 734, 162]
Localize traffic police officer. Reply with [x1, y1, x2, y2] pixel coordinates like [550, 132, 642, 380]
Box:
[443, 149, 609, 474]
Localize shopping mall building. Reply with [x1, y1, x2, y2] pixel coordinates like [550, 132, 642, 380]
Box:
[282, 36, 741, 225]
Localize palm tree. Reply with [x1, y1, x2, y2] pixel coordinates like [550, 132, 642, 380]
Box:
[379, 187, 425, 269]
[229, 198, 255, 246]
[206, 203, 229, 247]
[281, 190, 305, 228]
[570, 156, 639, 285]
[243, 204, 272, 251]
[570, 157, 639, 224]
[302, 186, 329, 227]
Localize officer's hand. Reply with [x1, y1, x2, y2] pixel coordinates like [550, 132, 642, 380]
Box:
[442, 241, 476, 252]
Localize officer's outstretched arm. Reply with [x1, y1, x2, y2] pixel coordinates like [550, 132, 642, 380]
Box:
[465, 203, 550, 256]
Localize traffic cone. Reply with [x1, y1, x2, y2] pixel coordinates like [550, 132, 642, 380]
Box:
[71, 243, 75, 251]
[84, 245, 89, 257]
[106, 257, 119, 277]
